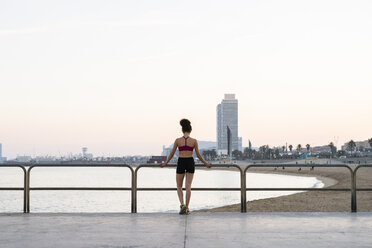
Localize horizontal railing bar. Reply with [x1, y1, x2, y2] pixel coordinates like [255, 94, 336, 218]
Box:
[136, 164, 238, 166]
[24, 187, 355, 191]
[0, 188, 25, 190]
[29, 164, 133, 169]
[136, 187, 241, 191]
[135, 187, 351, 191]
[135, 164, 242, 169]
[246, 164, 353, 168]
[29, 187, 132, 190]
[245, 188, 351, 191]
[356, 188, 372, 191]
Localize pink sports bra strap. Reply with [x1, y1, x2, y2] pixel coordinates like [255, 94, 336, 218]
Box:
[179, 136, 194, 152]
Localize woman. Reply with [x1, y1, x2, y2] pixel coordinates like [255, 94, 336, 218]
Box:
[160, 119, 211, 214]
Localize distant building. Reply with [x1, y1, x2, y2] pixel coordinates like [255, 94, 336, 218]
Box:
[81, 147, 93, 159]
[161, 145, 173, 157]
[311, 145, 331, 153]
[0, 143, 6, 163]
[341, 140, 371, 151]
[35, 156, 57, 162]
[217, 94, 238, 155]
[147, 156, 167, 164]
[238, 137, 243, 152]
[15, 156, 32, 163]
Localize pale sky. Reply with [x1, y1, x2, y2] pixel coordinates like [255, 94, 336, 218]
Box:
[1, 0, 371, 158]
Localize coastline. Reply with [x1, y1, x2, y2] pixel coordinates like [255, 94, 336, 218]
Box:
[195, 161, 372, 212]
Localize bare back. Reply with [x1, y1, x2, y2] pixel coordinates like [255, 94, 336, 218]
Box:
[176, 136, 196, 158]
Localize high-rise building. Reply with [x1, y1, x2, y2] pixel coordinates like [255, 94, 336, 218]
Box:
[216, 94, 238, 155]
[0, 143, 6, 163]
[238, 137, 243, 152]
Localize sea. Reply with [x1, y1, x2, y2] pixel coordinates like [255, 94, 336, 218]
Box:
[0, 166, 323, 212]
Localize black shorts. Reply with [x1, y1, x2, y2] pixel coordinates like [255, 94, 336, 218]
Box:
[177, 157, 195, 174]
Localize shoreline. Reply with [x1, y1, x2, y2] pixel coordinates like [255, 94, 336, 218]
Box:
[195, 160, 372, 212]
[194, 166, 339, 212]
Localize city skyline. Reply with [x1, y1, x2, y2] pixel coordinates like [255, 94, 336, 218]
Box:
[1, 1, 372, 158]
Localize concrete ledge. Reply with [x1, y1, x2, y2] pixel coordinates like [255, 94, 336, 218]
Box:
[1, 212, 372, 248]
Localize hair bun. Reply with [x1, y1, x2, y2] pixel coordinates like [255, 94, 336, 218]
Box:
[180, 118, 192, 133]
[180, 119, 191, 127]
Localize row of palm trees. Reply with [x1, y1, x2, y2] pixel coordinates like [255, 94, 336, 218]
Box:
[282, 144, 311, 153]
[202, 138, 372, 160]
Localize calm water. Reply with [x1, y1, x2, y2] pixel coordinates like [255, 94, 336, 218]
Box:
[0, 167, 323, 212]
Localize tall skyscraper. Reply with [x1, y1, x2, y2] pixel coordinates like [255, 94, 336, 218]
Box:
[216, 94, 238, 154]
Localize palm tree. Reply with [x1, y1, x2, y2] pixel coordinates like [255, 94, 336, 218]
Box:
[281, 146, 286, 154]
[306, 144, 310, 153]
[275, 148, 280, 158]
[243, 147, 251, 159]
[328, 142, 334, 149]
[347, 140, 356, 155]
[329, 142, 336, 157]
[297, 144, 302, 153]
[232, 150, 243, 160]
[368, 138, 372, 150]
[288, 144, 293, 152]
[259, 146, 266, 159]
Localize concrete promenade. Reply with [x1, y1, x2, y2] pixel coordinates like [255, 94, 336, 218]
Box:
[0, 212, 372, 248]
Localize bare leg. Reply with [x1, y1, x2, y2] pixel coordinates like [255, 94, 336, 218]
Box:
[185, 173, 194, 207]
[176, 173, 185, 205]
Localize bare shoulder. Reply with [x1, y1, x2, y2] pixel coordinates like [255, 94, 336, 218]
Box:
[174, 138, 181, 145]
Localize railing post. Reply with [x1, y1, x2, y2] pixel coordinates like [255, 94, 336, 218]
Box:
[133, 166, 139, 213]
[351, 167, 357, 213]
[240, 166, 246, 212]
[131, 168, 135, 213]
[26, 166, 32, 213]
[23, 166, 27, 213]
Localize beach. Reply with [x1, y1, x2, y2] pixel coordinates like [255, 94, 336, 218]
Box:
[196, 159, 372, 212]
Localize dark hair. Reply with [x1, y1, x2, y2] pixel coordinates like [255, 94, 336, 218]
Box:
[180, 118, 192, 133]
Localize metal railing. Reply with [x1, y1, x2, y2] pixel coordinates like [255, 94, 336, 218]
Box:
[0, 165, 27, 213]
[27, 164, 134, 213]
[0, 163, 372, 213]
[244, 164, 355, 212]
[133, 164, 243, 213]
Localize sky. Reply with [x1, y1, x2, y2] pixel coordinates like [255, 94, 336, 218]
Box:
[1, 0, 371, 158]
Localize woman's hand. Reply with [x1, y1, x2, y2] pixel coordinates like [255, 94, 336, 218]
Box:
[160, 162, 167, 168]
[205, 162, 211, 168]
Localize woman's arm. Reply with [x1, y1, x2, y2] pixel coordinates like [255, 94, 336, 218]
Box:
[160, 140, 178, 167]
[195, 140, 211, 168]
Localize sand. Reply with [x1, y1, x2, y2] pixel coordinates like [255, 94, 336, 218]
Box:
[195, 160, 372, 212]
